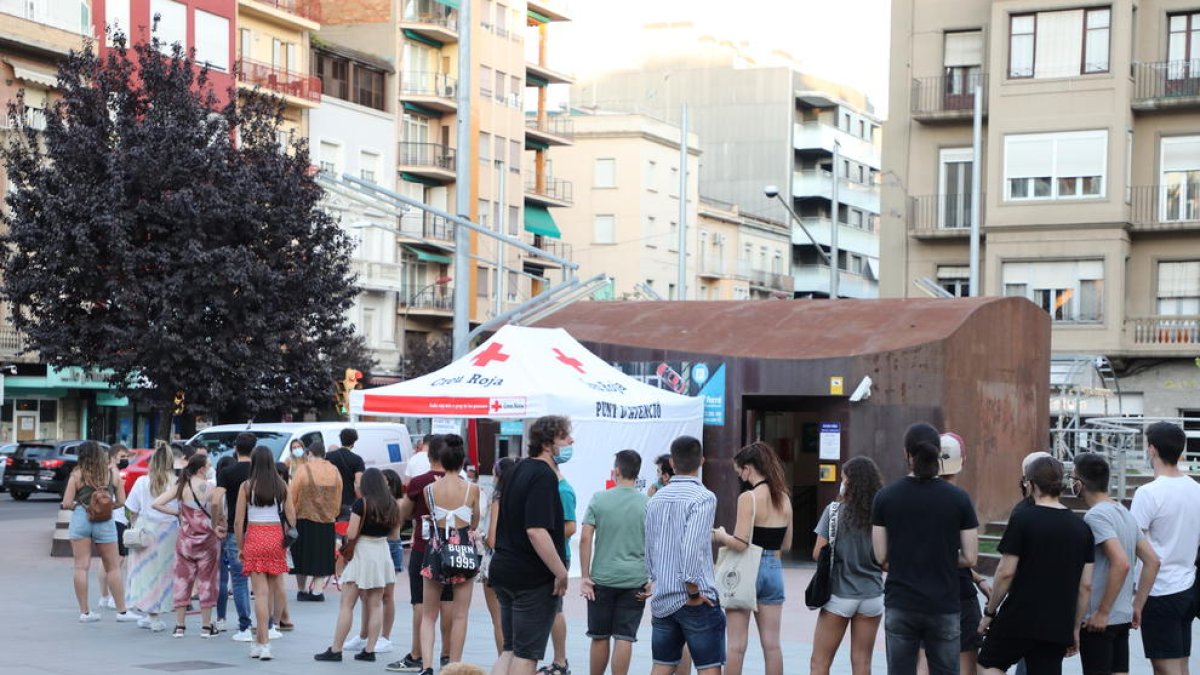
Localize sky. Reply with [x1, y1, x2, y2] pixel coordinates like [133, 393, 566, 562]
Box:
[550, 0, 893, 118]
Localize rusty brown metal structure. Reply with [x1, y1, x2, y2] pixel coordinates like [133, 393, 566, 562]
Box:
[535, 297, 1050, 557]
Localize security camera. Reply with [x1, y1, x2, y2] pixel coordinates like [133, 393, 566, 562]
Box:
[849, 375, 873, 402]
[763, 185, 779, 199]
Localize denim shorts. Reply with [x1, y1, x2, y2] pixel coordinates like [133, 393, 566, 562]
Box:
[68, 506, 117, 544]
[756, 554, 785, 605]
[586, 584, 647, 642]
[388, 539, 404, 572]
[651, 602, 727, 670]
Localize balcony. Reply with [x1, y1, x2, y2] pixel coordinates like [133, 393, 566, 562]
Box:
[352, 260, 405, 293]
[792, 265, 877, 299]
[792, 170, 880, 214]
[397, 142, 456, 183]
[397, 211, 455, 245]
[698, 258, 750, 280]
[1129, 185, 1200, 232]
[0, 325, 25, 357]
[1125, 316, 1200, 354]
[791, 218, 880, 257]
[525, 175, 574, 207]
[238, 0, 320, 29]
[400, 0, 459, 43]
[1132, 61, 1200, 112]
[907, 194, 983, 239]
[911, 73, 987, 123]
[398, 71, 458, 113]
[398, 284, 454, 314]
[793, 122, 879, 168]
[237, 59, 322, 106]
[524, 234, 572, 269]
[525, 60, 575, 87]
[0, 102, 47, 132]
[747, 268, 795, 293]
[525, 115, 574, 147]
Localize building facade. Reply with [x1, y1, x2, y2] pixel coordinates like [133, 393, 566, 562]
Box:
[883, 0, 1200, 418]
[696, 199, 795, 300]
[234, 0, 320, 139]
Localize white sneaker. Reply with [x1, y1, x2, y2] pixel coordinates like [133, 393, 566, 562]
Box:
[374, 637, 394, 654]
[268, 627, 283, 640]
[344, 635, 367, 651]
[258, 644, 272, 661]
[214, 618, 227, 632]
[232, 628, 254, 643]
[79, 611, 101, 623]
[114, 611, 138, 623]
[137, 615, 152, 629]
[98, 596, 115, 609]
[249, 643, 263, 659]
[150, 619, 167, 632]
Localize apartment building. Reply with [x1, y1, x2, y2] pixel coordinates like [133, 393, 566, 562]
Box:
[577, 42, 881, 298]
[235, 0, 320, 138]
[697, 199, 794, 300]
[319, 0, 574, 359]
[884, 0, 1200, 417]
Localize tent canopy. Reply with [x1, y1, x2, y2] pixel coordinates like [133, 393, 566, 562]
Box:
[349, 325, 703, 423]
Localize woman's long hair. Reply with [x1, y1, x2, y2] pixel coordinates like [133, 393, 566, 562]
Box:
[360, 468, 400, 531]
[904, 422, 942, 480]
[839, 456, 883, 531]
[732, 442, 790, 509]
[381, 468, 404, 499]
[247, 445, 287, 507]
[493, 457, 517, 502]
[148, 442, 175, 497]
[172, 454, 209, 501]
[76, 442, 109, 488]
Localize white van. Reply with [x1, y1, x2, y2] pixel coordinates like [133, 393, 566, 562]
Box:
[188, 422, 414, 475]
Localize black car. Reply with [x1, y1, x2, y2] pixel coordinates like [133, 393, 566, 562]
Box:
[4, 440, 106, 501]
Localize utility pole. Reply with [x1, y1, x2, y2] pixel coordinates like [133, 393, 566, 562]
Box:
[495, 159, 506, 316]
[676, 104, 688, 300]
[969, 81, 983, 297]
[452, 0, 472, 358]
[830, 140, 840, 299]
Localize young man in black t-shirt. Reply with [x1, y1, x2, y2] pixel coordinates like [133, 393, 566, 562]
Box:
[216, 432, 257, 641]
[325, 428, 365, 520]
[978, 456, 1095, 675]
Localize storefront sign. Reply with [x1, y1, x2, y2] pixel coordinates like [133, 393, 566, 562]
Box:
[46, 367, 116, 390]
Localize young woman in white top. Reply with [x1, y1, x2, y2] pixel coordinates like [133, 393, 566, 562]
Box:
[125, 443, 179, 631]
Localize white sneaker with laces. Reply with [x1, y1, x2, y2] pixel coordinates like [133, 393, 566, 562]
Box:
[137, 615, 152, 629]
[374, 637, 394, 653]
[150, 619, 167, 632]
[268, 627, 283, 640]
[249, 643, 263, 659]
[114, 611, 138, 623]
[79, 611, 101, 623]
[258, 644, 272, 661]
[344, 635, 367, 651]
[214, 618, 227, 632]
[232, 628, 254, 642]
[98, 596, 115, 609]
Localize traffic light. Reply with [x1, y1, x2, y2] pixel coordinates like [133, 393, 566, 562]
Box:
[336, 368, 364, 417]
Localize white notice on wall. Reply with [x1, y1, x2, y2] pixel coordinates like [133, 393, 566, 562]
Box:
[432, 418, 462, 435]
[819, 422, 841, 461]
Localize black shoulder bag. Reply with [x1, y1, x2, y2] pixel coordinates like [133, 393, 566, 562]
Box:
[805, 502, 839, 609]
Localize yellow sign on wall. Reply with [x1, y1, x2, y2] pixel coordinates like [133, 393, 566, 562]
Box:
[830, 376, 844, 396]
[819, 464, 838, 483]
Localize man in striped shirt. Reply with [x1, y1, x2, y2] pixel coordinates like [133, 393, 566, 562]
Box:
[644, 435, 725, 675]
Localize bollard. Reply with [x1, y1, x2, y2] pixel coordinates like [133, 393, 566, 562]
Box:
[51, 508, 72, 557]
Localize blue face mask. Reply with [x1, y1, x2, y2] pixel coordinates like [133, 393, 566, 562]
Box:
[291, 448, 305, 459]
[554, 445, 573, 464]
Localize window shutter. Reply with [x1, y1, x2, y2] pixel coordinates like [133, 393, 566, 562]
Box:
[1006, 136, 1054, 178]
[1055, 132, 1107, 177]
[944, 31, 984, 67]
[1034, 9, 1085, 79]
[1162, 137, 1200, 172]
[195, 10, 230, 72]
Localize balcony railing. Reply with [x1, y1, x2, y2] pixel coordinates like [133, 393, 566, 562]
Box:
[399, 285, 454, 311]
[1133, 61, 1200, 108]
[237, 58, 322, 102]
[525, 115, 575, 140]
[911, 72, 987, 119]
[530, 234, 573, 261]
[245, 0, 321, 21]
[525, 175, 574, 204]
[400, 71, 458, 99]
[908, 194, 983, 234]
[0, 102, 47, 131]
[353, 260, 404, 291]
[398, 211, 455, 242]
[1127, 316, 1200, 346]
[398, 142, 456, 171]
[402, 0, 459, 31]
[1130, 184, 1200, 230]
[0, 325, 25, 355]
[747, 268, 794, 292]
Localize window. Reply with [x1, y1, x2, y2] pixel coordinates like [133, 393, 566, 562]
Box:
[669, 166, 679, 197]
[509, 139, 521, 168]
[318, 141, 341, 175]
[937, 265, 971, 297]
[669, 221, 678, 251]
[508, 205, 519, 235]
[773, 250, 783, 274]
[1161, 136, 1200, 222]
[493, 201, 502, 232]
[510, 75, 521, 104]
[480, 66, 493, 97]
[940, 148, 974, 228]
[1168, 13, 1200, 80]
[494, 135, 505, 166]
[858, 120, 866, 139]
[403, 113, 430, 143]
[1001, 260, 1105, 322]
[194, 10, 230, 72]
[361, 308, 376, 344]
[645, 216, 656, 246]
[478, 199, 489, 230]
[1009, 8, 1111, 79]
[494, 69, 505, 101]
[841, 112, 851, 130]
[646, 160, 657, 190]
[479, 132, 491, 161]
[106, 0, 129, 45]
[593, 215, 616, 244]
[594, 158, 616, 188]
[1157, 261, 1200, 315]
[239, 28, 252, 61]
[945, 30, 984, 99]
[1004, 130, 1107, 200]
[495, 2, 508, 35]
[151, 0, 187, 53]
[360, 150, 380, 183]
[355, 68, 385, 110]
[476, 267, 490, 297]
[508, 271, 519, 301]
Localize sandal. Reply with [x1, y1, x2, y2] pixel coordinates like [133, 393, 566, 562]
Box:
[172, 625, 186, 638]
[278, 621, 295, 632]
[200, 625, 218, 638]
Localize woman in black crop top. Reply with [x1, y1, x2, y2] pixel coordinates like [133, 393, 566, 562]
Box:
[710, 442, 793, 675]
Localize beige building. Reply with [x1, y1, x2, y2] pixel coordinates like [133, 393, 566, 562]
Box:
[237, 0, 322, 138]
[884, 0, 1200, 417]
[696, 199, 794, 300]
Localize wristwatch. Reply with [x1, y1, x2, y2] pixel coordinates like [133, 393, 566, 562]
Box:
[687, 589, 701, 600]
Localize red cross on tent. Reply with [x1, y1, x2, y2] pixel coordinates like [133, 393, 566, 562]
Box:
[472, 342, 511, 368]
[553, 348, 586, 374]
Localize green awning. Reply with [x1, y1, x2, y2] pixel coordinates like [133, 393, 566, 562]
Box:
[524, 205, 561, 239]
[528, 9, 550, 23]
[434, 0, 460, 7]
[402, 101, 444, 117]
[525, 137, 549, 151]
[404, 245, 452, 264]
[526, 73, 549, 88]
[402, 29, 444, 48]
[400, 171, 443, 186]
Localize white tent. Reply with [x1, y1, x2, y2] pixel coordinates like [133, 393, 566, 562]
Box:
[349, 325, 704, 572]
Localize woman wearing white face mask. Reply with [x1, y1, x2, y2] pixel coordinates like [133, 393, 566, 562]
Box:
[287, 439, 343, 601]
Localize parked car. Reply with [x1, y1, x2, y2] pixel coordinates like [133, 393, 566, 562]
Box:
[0, 443, 18, 492]
[4, 440, 109, 501]
[188, 422, 413, 475]
[119, 448, 154, 495]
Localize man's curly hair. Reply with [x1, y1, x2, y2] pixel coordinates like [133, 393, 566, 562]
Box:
[528, 415, 571, 457]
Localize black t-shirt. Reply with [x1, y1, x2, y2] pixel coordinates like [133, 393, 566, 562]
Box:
[325, 448, 365, 506]
[217, 459, 252, 530]
[990, 505, 1095, 645]
[488, 458, 564, 590]
[871, 476, 980, 614]
[351, 498, 393, 537]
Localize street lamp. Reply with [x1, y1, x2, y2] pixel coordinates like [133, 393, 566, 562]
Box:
[764, 185, 836, 298]
[400, 275, 452, 377]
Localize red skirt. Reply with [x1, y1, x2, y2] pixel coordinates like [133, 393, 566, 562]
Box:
[242, 523, 288, 575]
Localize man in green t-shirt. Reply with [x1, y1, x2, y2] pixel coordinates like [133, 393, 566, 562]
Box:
[579, 450, 651, 675]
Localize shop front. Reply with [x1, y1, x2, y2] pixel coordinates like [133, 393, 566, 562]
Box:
[1, 366, 135, 443]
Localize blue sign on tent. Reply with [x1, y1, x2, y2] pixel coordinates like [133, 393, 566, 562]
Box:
[500, 421, 524, 436]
